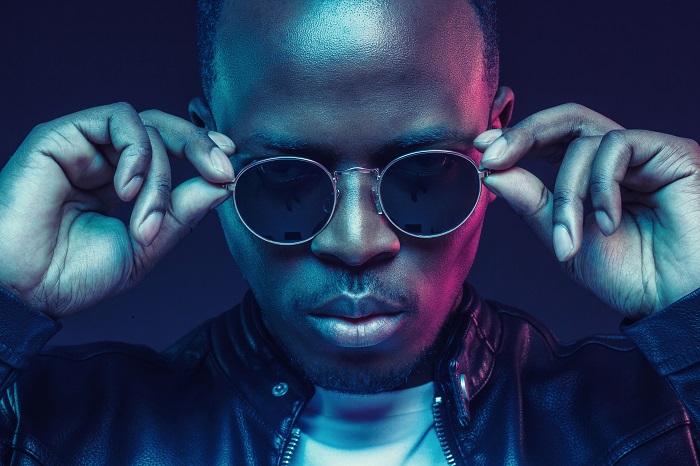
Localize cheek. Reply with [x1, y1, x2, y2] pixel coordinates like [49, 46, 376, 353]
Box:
[217, 199, 248, 259]
[216, 198, 271, 286]
[417, 198, 488, 294]
[217, 198, 303, 313]
[454, 201, 488, 277]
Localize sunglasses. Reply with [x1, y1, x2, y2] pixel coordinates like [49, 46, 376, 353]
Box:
[222, 149, 489, 245]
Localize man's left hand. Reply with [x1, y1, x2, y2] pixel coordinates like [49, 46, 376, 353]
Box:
[475, 103, 700, 320]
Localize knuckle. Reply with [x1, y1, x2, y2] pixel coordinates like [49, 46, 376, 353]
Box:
[601, 129, 628, 147]
[154, 178, 172, 200]
[552, 189, 576, 211]
[533, 185, 551, 216]
[558, 103, 599, 137]
[567, 135, 598, 151]
[111, 101, 137, 116]
[563, 104, 588, 135]
[28, 121, 50, 138]
[588, 175, 610, 195]
[514, 184, 552, 223]
[139, 109, 162, 123]
[188, 125, 210, 141]
[560, 102, 590, 114]
[125, 140, 153, 161]
[144, 125, 162, 141]
[560, 102, 582, 114]
[565, 137, 588, 154]
[506, 118, 536, 149]
[183, 128, 212, 154]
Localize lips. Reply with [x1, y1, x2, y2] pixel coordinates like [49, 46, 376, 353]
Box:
[307, 296, 408, 348]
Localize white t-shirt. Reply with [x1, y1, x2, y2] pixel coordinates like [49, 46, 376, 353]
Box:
[290, 382, 445, 465]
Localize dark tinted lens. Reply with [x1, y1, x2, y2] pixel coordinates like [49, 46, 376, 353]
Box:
[380, 152, 480, 236]
[234, 159, 335, 244]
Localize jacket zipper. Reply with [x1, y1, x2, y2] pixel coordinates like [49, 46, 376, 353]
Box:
[433, 396, 457, 466]
[280, 427, 301, 465]
[281, 399, 457, 465]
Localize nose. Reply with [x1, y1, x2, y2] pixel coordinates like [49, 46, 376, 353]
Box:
[311, 170, 400, 267]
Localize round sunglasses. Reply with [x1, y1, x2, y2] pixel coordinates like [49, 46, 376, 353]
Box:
[222, 149, 489, 245]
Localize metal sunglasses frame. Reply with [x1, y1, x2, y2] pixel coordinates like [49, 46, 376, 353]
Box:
[222, 149, 490, 246]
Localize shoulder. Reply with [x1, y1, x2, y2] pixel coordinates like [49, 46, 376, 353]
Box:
[493, 301, 636, 357]
[489, 300, 667, 390]
[14, 315, 219, 403]
[485, 301, 692, 460]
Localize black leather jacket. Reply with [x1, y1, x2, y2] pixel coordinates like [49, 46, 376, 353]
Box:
[0, 285, 699, 465]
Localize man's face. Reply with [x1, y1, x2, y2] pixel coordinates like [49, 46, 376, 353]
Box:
[204, 0, 508, 393]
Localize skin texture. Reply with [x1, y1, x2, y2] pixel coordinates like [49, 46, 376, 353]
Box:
[191, 0, 513, 392]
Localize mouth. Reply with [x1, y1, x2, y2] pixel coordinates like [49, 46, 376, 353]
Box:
[307, 296, 408, 348]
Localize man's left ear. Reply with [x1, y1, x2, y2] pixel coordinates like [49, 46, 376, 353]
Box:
[188, 97, 217, 131]
[482, 86, 514, 204]
[490, 86, 514, 129]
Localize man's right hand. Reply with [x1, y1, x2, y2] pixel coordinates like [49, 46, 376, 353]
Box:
[0, 103, 235, 319]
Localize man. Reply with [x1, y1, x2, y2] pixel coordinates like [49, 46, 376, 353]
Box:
[0, 0, 699, 464]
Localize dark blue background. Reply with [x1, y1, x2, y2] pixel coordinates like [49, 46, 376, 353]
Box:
[1, 0, 698, 349]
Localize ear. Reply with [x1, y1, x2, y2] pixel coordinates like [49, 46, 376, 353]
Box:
[490, 86, 514, 129]
[482, 86, 514, 204]
[188, 97, 217, 131]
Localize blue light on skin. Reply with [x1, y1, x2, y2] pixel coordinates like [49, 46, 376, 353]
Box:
[190, 0, 513, 393]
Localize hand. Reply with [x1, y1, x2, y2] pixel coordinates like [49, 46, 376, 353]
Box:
[475, 103, 700, 319]
[0, 103, 235, 319]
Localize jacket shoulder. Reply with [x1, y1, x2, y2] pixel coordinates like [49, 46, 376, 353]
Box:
[481, 301, 694, 464]
[493, 301, 636, 355]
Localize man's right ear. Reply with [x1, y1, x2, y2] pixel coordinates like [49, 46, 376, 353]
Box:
[188, 97, 217, 131]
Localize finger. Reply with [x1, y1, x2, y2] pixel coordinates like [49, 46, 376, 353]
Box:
[135, 177, 231, 262]
[590, 130, 700, 235]
[480, 103, 623, 170]
[551, 136, 601, 261]
[19, 131, 113, 193]
[483, 167, 555, 255]
[473, 128, 503, 153]
[139, 110, 235, 183]
[129, 127, 171, 247]
[22, 103, 151, 199]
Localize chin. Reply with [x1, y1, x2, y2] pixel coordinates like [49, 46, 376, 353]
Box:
[295, 355, 425, 394]
[276, 332, 439, 394]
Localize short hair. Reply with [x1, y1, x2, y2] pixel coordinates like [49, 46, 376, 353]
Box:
[196, 0, 499, 102]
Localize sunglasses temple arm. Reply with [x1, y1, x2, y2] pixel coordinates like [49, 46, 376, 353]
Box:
[477, 167, 491, 180]
[221, 182, 235, 191]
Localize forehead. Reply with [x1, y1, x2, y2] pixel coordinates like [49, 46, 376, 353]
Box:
[210, 0, 489, 158]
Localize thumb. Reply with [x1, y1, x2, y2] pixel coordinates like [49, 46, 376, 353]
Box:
[483, 167, 562, 260]
[134, 177, 230, 267]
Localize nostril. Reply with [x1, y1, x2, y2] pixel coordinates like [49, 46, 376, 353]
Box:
[369, 251, 397, 265]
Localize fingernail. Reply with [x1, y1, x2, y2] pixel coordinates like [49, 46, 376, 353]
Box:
[553, 224, 573, 262]
[481, 137, 507, 164]
[210, 147, 234, 179]
[483, 178, 502, 198]
[595, 210, 615, 236]
[208, 131, 235, 151]
[138, 211, 164, 247]
[474, 128, 503, 144]
[122, 176, 143, 200]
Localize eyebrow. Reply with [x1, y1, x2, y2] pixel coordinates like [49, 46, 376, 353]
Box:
[383, 127, 475, 151]
[242, 127, 475, 159]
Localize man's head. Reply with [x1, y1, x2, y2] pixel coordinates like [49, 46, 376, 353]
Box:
[196, 0, 502, 104]
[190, 0, 513, 393]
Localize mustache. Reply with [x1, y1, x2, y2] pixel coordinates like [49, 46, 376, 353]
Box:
[292, 270, 418, 311]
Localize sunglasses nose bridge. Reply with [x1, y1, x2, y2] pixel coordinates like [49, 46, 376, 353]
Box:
[333, 167, 383, 215]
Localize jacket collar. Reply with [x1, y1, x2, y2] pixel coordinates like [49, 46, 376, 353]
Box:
[434, 284, 502, 426]
[209, 283, 500, 430]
